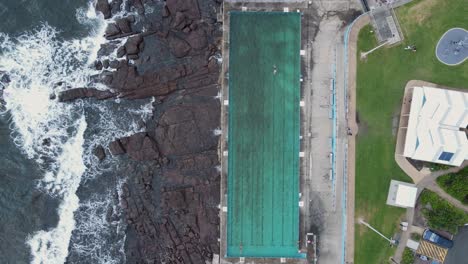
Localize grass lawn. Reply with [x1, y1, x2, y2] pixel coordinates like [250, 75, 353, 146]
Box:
[354, 0, 468, 263]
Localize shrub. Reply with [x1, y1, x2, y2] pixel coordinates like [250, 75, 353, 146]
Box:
[436, 167, 468, 205]
[419, 190, 468, 234]
[401, 248, 414, 264]
[410, 233, 421, 241]
[429, 163, 451, 171]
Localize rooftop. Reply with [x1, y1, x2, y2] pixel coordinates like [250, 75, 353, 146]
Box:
[403, 86, 468, 166]
[386, 180, 418, 208]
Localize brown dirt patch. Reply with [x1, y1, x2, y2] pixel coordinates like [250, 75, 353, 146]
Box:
[356, 111, 369, 136]
[355, 207, 380, 236]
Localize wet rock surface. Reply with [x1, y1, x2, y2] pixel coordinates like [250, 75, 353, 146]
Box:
[58, 88, 116, 102]
[82, 0, 222, 263]
[96, 0, 111, 19]
[93, 145, 106, 161]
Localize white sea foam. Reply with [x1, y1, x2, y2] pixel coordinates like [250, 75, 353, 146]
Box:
[82, 98, 154, 178]
[70, 179, 127, 264]
[26, 116, 87, 264]
[213, 128, 222, 136]
[68, 98, 153, 264]
[0, 19, 101, 264]
[0, 1, 152, 263]
[76, 2, 107, 65]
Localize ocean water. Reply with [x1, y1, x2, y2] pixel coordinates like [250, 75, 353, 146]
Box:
[0, 1, 152, 263]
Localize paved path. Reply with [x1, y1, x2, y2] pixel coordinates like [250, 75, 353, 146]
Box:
[420, 177, 468, 213]
[344, 13, 371, 264]
[306, 14, 346, 264]
[300, 0, 363, 263]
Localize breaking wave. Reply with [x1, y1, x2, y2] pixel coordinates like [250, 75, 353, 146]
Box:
[0, 1, 152, 263]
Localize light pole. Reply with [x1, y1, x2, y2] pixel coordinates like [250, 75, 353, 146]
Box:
[359, 218, 397, 245]
[361, 40, 389, 59]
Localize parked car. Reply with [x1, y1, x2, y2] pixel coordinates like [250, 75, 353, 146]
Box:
[422, 229, 454, 248]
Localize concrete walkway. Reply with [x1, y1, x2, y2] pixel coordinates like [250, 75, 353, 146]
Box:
[420, 176, 468, 213]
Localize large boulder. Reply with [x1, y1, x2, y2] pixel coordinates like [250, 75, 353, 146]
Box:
[109, 140, 125, 155]
[116, 18, 132, 34]
[58, 88, 115, 102]
[155, 103, 219, 156]
[119, 133, 160, 161]
[186, 28, 208, 50]
[110, 0, 123, 15]
[108, 133, 160, 161]
[172, 11, 188, 30]
[104, 23, 121, 38]
[93, 145, 106, 161]
[95, 0, 111, 19]
[162, 5, 170, 18]
[168, 34, 191, 58]
[125, 35, 143, 55]
[166, 0, 200, 19]
[116, 46, 126, 58]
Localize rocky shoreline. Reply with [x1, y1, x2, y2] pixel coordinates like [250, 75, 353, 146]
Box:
[64, 0, 222, 262]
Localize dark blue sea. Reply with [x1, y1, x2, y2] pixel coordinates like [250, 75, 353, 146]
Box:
[0, 1, 152, 263]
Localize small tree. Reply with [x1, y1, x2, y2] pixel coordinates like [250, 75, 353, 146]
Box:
[420, 190, 468, 233]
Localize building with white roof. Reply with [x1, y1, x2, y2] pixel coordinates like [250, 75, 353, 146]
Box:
[403, 86, 468, 166]
[386, 180, 418, 208]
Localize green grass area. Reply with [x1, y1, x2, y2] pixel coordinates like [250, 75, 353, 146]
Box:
[227, 12, 302, 258]
[354, 0, 468, 263]
[419, 190, 468, 234]
[436, 167, 468, 205]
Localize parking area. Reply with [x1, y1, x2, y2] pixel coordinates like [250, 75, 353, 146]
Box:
[444, 226, 468, 264]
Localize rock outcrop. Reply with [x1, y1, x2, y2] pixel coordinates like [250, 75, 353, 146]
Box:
[58, 88, 116, 102]
[168, 34, 192, 58]
[93, 145, 106, 161]
[109, 132, 160, 161]
[88, 0, 223, 262]
[95, 0, 111, 19]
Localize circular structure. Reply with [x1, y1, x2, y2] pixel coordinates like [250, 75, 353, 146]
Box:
[435, 28, 468, 66]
